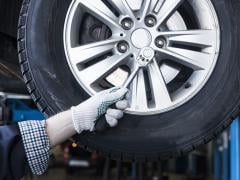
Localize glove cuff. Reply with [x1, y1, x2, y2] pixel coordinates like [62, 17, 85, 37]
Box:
[71, 105, 95, 134]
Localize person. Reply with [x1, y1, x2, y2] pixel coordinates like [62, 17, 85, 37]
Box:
[0, 87, 128, 180]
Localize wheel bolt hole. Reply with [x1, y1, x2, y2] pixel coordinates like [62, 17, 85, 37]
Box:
[117, 41, 129, 53]
[155, 36, 166, 48]
[121, 17, 134, 30]
[120, 33, 124, 37]
[145, 15, 157, 27]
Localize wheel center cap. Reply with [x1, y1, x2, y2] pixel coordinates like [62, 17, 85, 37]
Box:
[131, 28, 152, 49]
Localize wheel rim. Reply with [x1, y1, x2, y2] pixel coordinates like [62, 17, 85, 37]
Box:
[64, 0, 220, 115]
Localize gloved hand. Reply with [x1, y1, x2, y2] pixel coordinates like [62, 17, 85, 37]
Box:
[71, 87, 128, 134]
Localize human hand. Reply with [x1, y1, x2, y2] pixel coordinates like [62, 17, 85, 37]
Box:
[71, 87, 128, 133]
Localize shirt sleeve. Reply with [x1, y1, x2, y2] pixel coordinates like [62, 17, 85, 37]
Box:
[0, 125, 27, 180]
[18, 120, 50, 175]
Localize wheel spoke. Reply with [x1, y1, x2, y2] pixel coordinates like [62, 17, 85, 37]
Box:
[79, 53, 130, 86]
[126, 0, 143, 11]
[142, 0, 166, 17]
[148, 60, 172, 108]
[78, 0, 121, 32]
[109, 0, 136, 19]
[161, 30, 215, 47]
[130, 69, 148, 110]
[156, 47, 212, 70]
[151, 0, 185, 27]
[69, 38, 120, 65]
[139, 0, 152, 19]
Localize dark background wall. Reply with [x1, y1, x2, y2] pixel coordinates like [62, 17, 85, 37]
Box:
[0, 0, 27, 94]
[0, 0, 23, 37]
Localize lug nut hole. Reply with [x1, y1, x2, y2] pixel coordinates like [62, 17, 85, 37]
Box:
[117, 41, 129, 53]
[121, 18, 134, 30]
[155, 36, 166, 48]
[145, 15, 157, 27]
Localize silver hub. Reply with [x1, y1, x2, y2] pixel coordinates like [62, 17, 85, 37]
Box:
[131, 28, 152, 49]
[64, 0, 220, 115]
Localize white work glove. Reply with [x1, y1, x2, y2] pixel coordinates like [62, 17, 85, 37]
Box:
[71, 87, 128, 134]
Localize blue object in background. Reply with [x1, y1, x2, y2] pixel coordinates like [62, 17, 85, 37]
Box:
[9, 99, 44, 122]
[230, 118, 240, 180]
[214, 132, 229, 180]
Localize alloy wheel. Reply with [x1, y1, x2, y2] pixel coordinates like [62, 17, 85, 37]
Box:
[64, 0, 220, 115]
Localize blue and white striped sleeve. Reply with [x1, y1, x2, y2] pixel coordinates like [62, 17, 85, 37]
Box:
[18, 120, 50, 175]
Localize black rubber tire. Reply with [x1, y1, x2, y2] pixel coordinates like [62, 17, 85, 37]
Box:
[18, 0, 240, 161]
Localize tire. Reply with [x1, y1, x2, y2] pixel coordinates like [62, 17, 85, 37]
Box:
[18, 0, 240, 160]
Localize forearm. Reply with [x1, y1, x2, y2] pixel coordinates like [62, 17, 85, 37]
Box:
[17, 87, 128, 176]
[17, 110, 76, 176]
[46, 110, 76, 147]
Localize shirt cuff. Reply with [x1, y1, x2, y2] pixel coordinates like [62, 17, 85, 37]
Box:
[18, 120, 50, 175]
